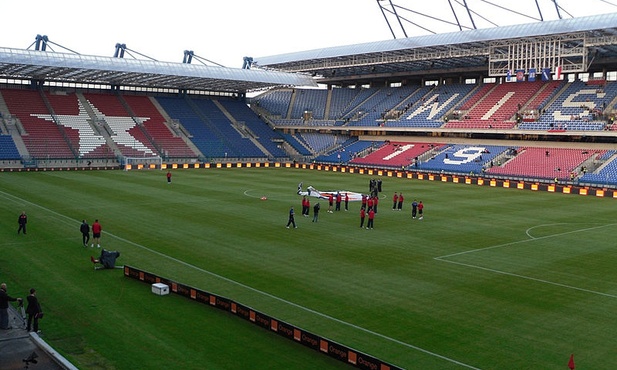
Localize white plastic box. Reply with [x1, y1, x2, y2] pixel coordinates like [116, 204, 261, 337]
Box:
[151, 283, 169, 296]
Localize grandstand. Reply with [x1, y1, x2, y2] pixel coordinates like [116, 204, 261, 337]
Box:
[0, 13, 615, 185]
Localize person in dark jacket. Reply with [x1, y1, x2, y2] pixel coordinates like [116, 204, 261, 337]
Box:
[80, 220, 90, 247]
[0, 283, 22, 329]
[17, 211, 27, 234]
[312, 203, 320, 222]
[286, 206, 297, 229]
[26, 288, 42, 333]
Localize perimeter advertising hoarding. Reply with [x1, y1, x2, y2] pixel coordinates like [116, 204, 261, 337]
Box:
[124, 266, 403, 370]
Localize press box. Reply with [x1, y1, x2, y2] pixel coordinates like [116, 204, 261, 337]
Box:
[151, 283, 169, 296]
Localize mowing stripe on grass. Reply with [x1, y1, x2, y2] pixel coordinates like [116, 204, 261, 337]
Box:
[0, 188, 482, 369]
[435, 223, 617, 299]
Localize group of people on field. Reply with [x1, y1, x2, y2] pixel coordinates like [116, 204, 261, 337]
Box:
[289, 180, 425, 230]
[80, 219, 103, 248]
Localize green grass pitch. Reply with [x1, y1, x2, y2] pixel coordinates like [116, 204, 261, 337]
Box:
[1, 167, 616, 369]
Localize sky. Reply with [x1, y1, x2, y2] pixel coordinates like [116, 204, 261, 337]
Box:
[1, 0, 616, 69]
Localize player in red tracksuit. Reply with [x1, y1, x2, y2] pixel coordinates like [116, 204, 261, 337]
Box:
[392, 192, 398, 210]
[344, 193, 349, 211]
[359, 208, 366, 228]
[91, 219, 102, 248]
[335, 192, 342, 211]
[301, 196, 310, 217]
[361, 194, 367, 210]
[418, 201, 424, 220]
[328, 193, 334, 213]
[366, 208, 375, 229]
[397, 193, 404, 211]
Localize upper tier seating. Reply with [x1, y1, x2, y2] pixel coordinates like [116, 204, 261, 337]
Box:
[528, 80, 617, 131]
[337, 87, 380, 120]
[525, 80, 564, 111]
[445, 81, 546, 129]
[347, 86, 424, 127]
[291, 89, 328, 119]
[394, 84, 477, 128]
[328, 88, 363, 119]
[254, 89, 293, 118]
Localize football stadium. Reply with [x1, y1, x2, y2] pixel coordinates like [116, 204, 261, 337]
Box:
[2, 2, 617, 369]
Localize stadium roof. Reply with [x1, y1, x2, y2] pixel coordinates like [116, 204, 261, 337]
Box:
[0, 47, 317, 93]
[254, 13, 617, 82]
[2, 13, 617, 92]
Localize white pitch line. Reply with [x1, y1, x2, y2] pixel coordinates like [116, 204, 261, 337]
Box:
[524, 222, 600, 239]
[435, 223, 617, 299]
[438, 258, 617, 299]
[0, 188, 481, 370]
[243, 189, 262, 198]
[436, 223, 616, 259]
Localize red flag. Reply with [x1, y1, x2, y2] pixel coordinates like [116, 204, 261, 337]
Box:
[568, 354, 575, 370]
[556, 65, 562, 80]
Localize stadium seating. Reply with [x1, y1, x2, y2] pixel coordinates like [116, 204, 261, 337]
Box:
[525, 80, 564, 111]
[328, 87, 363, 119]
[350, 141, 443, 168]
[280, 133, 313, 156]
[156, 96, 234, 158]
[156, 96, 266, 159]
[253, 89, 293, 118]
[121, 95, 196, 158]
[190, 99, 264, 158]
[0, 135, 20, 160]
[533, 80, 617, 131]
[2, 89, 74, 159]
[83, 93, 159, 157]
[396, 84, 477, 128]
[579, 151, 617, 185]
[3, 81, 617, 189]
[345, 86, 422, 127]
[315, 138, 372, 164]
[419, 144, 510, 174]
[291, 89, 328, 119]
[217, 99, 288, 158]
[445, 81, 546, 129]
[44, 92, 115, 159]
[486, 147, 599, 180]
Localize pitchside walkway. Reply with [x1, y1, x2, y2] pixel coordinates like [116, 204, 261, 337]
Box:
[0, 306, 76, 370]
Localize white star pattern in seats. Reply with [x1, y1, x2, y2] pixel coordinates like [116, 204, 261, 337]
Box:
[32, 100, 154, 157]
